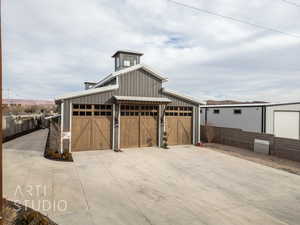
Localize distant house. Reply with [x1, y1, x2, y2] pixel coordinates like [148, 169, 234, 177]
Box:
[200, 102, 300, 140]
[55, 50, 203, 152]
[3, 99, 54, 107]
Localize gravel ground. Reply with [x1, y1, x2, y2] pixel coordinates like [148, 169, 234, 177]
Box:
[3, 199, 58, 225]
[204, 143, 300, 175]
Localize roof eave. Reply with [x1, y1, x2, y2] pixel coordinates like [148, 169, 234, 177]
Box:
[200, 103, 270, 108]
[112, 50, 144, 57]
[162, 88, 204, 105]
[55, 84, 119, 101]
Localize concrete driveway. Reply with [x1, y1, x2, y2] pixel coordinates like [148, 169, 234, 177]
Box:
[4, 130, 300, 225]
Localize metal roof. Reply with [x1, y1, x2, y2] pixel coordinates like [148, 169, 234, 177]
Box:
[200, 101, 300, 108]
[200, 103, 269, 108]
[113, 96, 171, 103]
[112, 50, 144, 57]
[267, 101, 300, 107]
[55, 84, 119, 101]
[94, 64, 168, 88]
[162, 88, 205, 105]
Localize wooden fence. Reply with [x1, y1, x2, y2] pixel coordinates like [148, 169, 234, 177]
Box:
[201, 126, 300, 162]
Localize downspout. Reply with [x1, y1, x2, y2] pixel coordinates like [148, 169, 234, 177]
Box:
[261, 106, 266, 133]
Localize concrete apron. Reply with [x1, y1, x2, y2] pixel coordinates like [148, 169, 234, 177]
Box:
[4, 134, 300, 225]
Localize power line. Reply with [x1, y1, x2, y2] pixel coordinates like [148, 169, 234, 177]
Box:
[281, 0, 300, 8]
[168, 0, 300, 39]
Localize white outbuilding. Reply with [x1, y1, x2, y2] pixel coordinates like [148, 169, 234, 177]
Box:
[200, 101, 300, 140]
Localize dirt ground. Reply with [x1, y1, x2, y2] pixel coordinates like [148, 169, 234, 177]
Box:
[204, 143, 300, 175]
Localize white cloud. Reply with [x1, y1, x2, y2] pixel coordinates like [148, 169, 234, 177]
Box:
[3, 0, 300, 102]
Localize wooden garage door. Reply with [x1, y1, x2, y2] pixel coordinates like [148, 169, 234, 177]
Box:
[71, 104, 112, 151]
[165, 106, 193, 145]
[120, 105, 158, 148]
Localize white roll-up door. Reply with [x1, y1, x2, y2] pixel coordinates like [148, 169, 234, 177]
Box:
[274, 111, 299, 140]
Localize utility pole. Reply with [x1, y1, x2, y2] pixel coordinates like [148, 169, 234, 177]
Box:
[0, 0, 3, 223]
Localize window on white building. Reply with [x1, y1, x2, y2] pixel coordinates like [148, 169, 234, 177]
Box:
[213, 109, 220, 114]
[234, 109, 242, 114]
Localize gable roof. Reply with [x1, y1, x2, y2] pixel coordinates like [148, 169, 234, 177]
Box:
[94, 64, 168, 88]
[162, 88, 205, 105]
[55, 84, 119, 101]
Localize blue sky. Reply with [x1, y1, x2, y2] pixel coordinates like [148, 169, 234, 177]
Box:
[3, 0, 300, 102]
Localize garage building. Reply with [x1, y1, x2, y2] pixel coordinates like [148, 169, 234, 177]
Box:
[56, 50, 202, 152]
[200, 102, 300, 140]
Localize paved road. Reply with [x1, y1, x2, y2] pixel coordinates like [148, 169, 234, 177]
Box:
[4, 131, 300, 225]
[4, 129, 49, 153]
